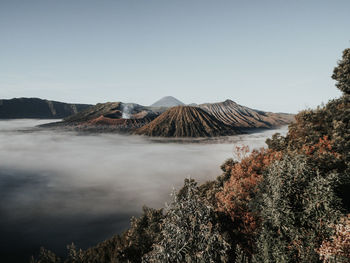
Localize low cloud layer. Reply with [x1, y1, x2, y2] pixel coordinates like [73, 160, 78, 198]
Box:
[0, 119, 287, 262]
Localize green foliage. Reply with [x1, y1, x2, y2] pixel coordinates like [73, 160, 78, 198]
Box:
[265, 133, 287, 152]
[220, 158, 237, 182]
[253, 155, 341, 263]
[332, 48, 350, 94]
[66, 243, 84, 263]
[143, 179, 230, 263]
[235, 245, 249, 263]
[267, 95, 350, 211]
[30, 247, 61, 263]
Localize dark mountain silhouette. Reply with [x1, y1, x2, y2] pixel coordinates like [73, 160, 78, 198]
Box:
[199, 99, 294, 128]
[135, 106, 239, 137]
[150, 96, 185, 107]
[0, 98, 91, 119]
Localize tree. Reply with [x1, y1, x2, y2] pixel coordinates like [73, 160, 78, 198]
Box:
[30, 247, 61, 263]
[253, 155, 341, 263]
[332, 48, 350, 94]
[66, 243, 84, 263]
[143, 179, 230, 263]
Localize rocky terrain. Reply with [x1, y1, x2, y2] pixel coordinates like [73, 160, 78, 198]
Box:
[135, 106, 239, 137]
[40, 97, 294, 137]
[0, 98, 91, 119]
[199, 99, 294, 128]
[43, 102, 161, 132]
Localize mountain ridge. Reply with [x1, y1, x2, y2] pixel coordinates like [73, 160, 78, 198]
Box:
[38, 97, 294, 136]
[199, 99, 294, 128]
[0, 97, 91, 119]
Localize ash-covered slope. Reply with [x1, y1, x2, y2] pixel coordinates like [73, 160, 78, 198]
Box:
[199, 99, 294, 128]
[135, 106, 239, 137]
[44, 102, 159, 132]
[150, 96, 185, 107]
[0, 97, 91, 119]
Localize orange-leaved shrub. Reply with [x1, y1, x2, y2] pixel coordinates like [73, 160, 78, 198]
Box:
[216, 147, 282, 254]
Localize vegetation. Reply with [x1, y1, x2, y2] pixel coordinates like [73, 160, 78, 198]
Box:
[143, 179, 230, 263]
[317, 214, 350, 263]
[216, 147, 283, 256]
[31, 48, 349, 263]
[252, 155, 341, 263]
[332, 48, 350, 95]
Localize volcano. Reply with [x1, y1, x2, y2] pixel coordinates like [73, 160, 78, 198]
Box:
[135, 106, 239, 137]
[44, 102, 159, 132]
[199, 99, 294, 128]
[150, 96, 185, 108]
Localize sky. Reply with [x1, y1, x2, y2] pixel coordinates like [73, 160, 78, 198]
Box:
[0, 0, 349, 113]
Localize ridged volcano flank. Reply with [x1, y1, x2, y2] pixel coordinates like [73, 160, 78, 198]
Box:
[135, 106, 239, 137]
[200, 99, 294, 128]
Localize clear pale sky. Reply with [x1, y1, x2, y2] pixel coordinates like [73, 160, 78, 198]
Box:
[1, 0, 349, 113]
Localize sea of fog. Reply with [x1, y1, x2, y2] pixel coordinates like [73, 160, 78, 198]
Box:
[0, 119, 287, 262]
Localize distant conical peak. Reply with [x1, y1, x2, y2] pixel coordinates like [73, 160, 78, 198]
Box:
[223, 99, 236, 104]
[150, 96, 185, 107]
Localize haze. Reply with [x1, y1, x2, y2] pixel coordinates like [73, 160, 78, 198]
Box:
[1, 0, 348, 113]
[0, 119, 287, 261]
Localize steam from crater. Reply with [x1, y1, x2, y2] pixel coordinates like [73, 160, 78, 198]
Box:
[122, 104, 133, 119]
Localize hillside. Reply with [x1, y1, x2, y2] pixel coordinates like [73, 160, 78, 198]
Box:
[45, 102, 160, 132]
[150, 96, 185, 107]
[41, 99, 294, 136]
[199, 99, 294, 128]
[0, 98, 91, 119]
[135, 106, 239, 137]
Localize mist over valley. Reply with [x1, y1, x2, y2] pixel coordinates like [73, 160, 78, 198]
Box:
[0, 119, 287, 262]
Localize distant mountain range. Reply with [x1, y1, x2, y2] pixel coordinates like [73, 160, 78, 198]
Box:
[38, 96, 294, 137]
[0, 98, 91, 119]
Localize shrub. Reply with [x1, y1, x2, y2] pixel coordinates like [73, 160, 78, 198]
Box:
[30, 247, 61, 263]
[143, 179, 230, 263]
[317, 214, 350, 263]
[253, 155, 341, 263]
[216, 148, 282, 255]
